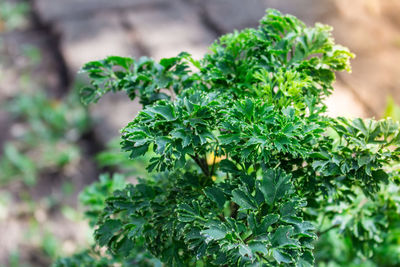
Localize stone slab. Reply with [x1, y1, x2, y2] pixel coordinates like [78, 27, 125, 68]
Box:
[382, 0, 400, 28]
[34, 0, 168, 22]
[338, 48, 400, 116]
[56, 13, 140, 72]
[55, 13, 143, 143]
[0, 31, 62, 97]
[202, 0, 336, 33]
[90, 93, 142, 143]
[124, 2, 215, 60]
[325, 82, 367, 118]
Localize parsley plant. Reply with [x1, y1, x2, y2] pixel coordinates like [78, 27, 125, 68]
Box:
[58, 10, 400, 267]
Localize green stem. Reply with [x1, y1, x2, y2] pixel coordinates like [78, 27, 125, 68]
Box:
[318, 224, 340, 237]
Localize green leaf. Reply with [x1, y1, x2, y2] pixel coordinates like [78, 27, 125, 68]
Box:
[204, 186, 226, 209]
[290, 220, 316, 238]
[259, 169, 292, 206]
[272, 248, 293, 264]
[177, 203, 201, 223]
[232, 187, 258, 210]
[127, 216, 146, 238]
[201, 226, 227, 241]
[155, 136, 170, 153]
[238, 244, 253, 259]
[95, 219, 122, 246]
[248, 241, 268, 256]
[296, 251, 314, 267]
[127, 144, 149, 159]
[219, 159, 239, 173]
[352, 118, 368, 136]
[80, 86, 100, 105]
[107, 56, 134, 69]
[270, 226, 299, 248]
[148, 104, 176, 121]
[114, 237, 135, 257]
[257, 214, 280, 234]
[372, 169, 389, 183]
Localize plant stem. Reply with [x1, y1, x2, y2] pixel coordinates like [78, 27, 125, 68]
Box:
[210, 152, 217, 177]
[243, 234, 254, 243]
[318, 224, 340, 237]
[190, 154, 210, 177]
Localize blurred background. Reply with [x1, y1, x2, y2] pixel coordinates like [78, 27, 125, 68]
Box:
[0, 0, 400, 266]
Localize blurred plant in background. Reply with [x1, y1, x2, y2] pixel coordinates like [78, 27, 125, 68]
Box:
[0, 90, 89, 186]
[79, 173, 127, 228]
[384, 96, 400, 122]
[0, 2, 94, 266]
[96, 139, 152, 178]
[314, 184, 400, 267]
[313, 97, 400, 267]
[0, 87, 94, 266]
[54, 172, 162, 267]
[0, 1, 29, 32]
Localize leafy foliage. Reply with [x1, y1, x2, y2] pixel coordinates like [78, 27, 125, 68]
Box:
[57, 9, 400, 267]
[56, 172, 162, 267]
[79, 173, 127, 227]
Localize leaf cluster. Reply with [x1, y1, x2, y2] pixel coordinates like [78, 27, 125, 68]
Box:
[58, 9, 400, 267]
